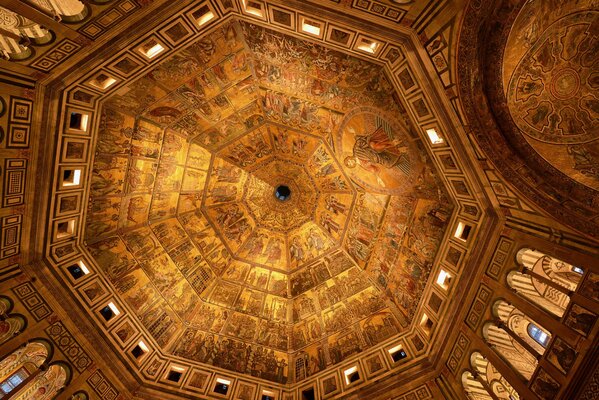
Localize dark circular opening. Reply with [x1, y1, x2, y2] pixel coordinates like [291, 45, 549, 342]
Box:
[275, 185, 291, 201]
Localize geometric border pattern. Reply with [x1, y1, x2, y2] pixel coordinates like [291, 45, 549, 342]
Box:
[11, 282, 53, 321]
[2, 159, 27, 207]
[446, 331, 471, 375]
[465, 283, 492, 330]
[46, 320, 93, 372]
[486, 236, 513, 280]
[87, 369, 120, 400]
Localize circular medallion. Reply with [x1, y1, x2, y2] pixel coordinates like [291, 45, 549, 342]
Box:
[507, 11, 599, 144]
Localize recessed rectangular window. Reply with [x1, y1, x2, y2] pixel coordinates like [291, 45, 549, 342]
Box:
[243, 0, 264, 17]
[301, 19, 321, 36]
[343, 366, 360, 385]
[454, 222, 472, 242]
[389, 345, 407, 362]
[88, 73, 117, 90]
[436, 269, 452, 290]
[132, 341, 149, 359]
[301, 388, 315, 400]
[100, 302, 120, 321]
[167, 366, 185, 382]
[357, 38, 379, 54]
[137, 39, 165, 59]
[420, 313, 433, 334]
[62, 169, 82, 187]
[67, 260, 89, 280]
[68, 111, 89, 132]
[262, 390, 276, 400]
[426, 128, 444, 145]
[56, 219, 75, 239]
[192, 5, 215, 26]
[214, 378, 230, 395]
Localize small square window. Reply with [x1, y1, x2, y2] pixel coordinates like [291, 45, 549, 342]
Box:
[301, 388, 315, 400]
[357, 38, 380, 54]
[388, 345, 407, 362]
[67, 261, 89, 280]
[426, 128, 444, 145]
[167, 369, 183, 382]
[436, 269, 452, 290]
[136, 37, 167, 60]
[242, 0, 264, 18]
[88, 73, 117, 90]
[343, 366, 360, 385]
[56, 219, 75, 239]
[132, 341, 149, 359]
[100, 302, 120, 321]
[301, 18, 322, 36]
[214, 378, 230, 395]
[420, 314, 433, 334]
[62, 169, 82, 187]
[192, 5, 215, 26]
[262, 390, 276, 400]
[454, 222, 472, 241]
[68, 111, 89, 132]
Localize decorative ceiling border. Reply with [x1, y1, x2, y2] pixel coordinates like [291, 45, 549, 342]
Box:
[35, 0, 497, 397]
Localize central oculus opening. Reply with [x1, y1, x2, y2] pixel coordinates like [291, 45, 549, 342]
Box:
[275, 185, 291, 201]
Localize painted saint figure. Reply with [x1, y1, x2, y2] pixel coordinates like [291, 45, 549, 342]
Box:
[344, 119, 411, 181]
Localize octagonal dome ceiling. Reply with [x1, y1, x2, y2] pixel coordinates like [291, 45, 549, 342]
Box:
[84, 20, 453, 384]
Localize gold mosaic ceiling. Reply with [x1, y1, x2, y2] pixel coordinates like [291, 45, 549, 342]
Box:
[84, 20, 453, 383]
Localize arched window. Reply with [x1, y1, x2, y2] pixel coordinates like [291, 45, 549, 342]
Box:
[527, 323, 549, 347]
[12, 362, 70, 400]
[507, 271, 569, 317]
[482, 323, 538, 381]
[0, 6, 53, 60]
[27, 0, 88, 23]
[0, 315, 26, 345]
[516, 248, 583, 291]
[0, 341, 49, 397]
[0, 341, 70, 399]
[470, 352, 520, 400]
[0, 366, 29, 395]
[71, 390, 89, 399]
[462, 371, 493, 400]
[0, 296, 12, 316]
[494, 300, 550, 355]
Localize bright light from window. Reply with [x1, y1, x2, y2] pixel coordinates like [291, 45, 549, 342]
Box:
[436, 269, 451, 289]
[454, 222, 471, 241]
[108, 302, 120, 316]
[89, 75, 117, 90]
[242, 0, 264, 17]
[343, 366, 358, 384]
[357, 39, 379, 53]
[195, 8, 215, 26]
[426, 128, 444, 144]
[63, 169, 82, 187]
[301, 19, 321, 36]
[144, 43, 165, 59]
[528, 323, 550, 347]
[78, 260, 90, 275]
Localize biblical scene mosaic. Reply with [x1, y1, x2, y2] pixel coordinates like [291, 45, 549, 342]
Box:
[84, 20, 452, 383]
